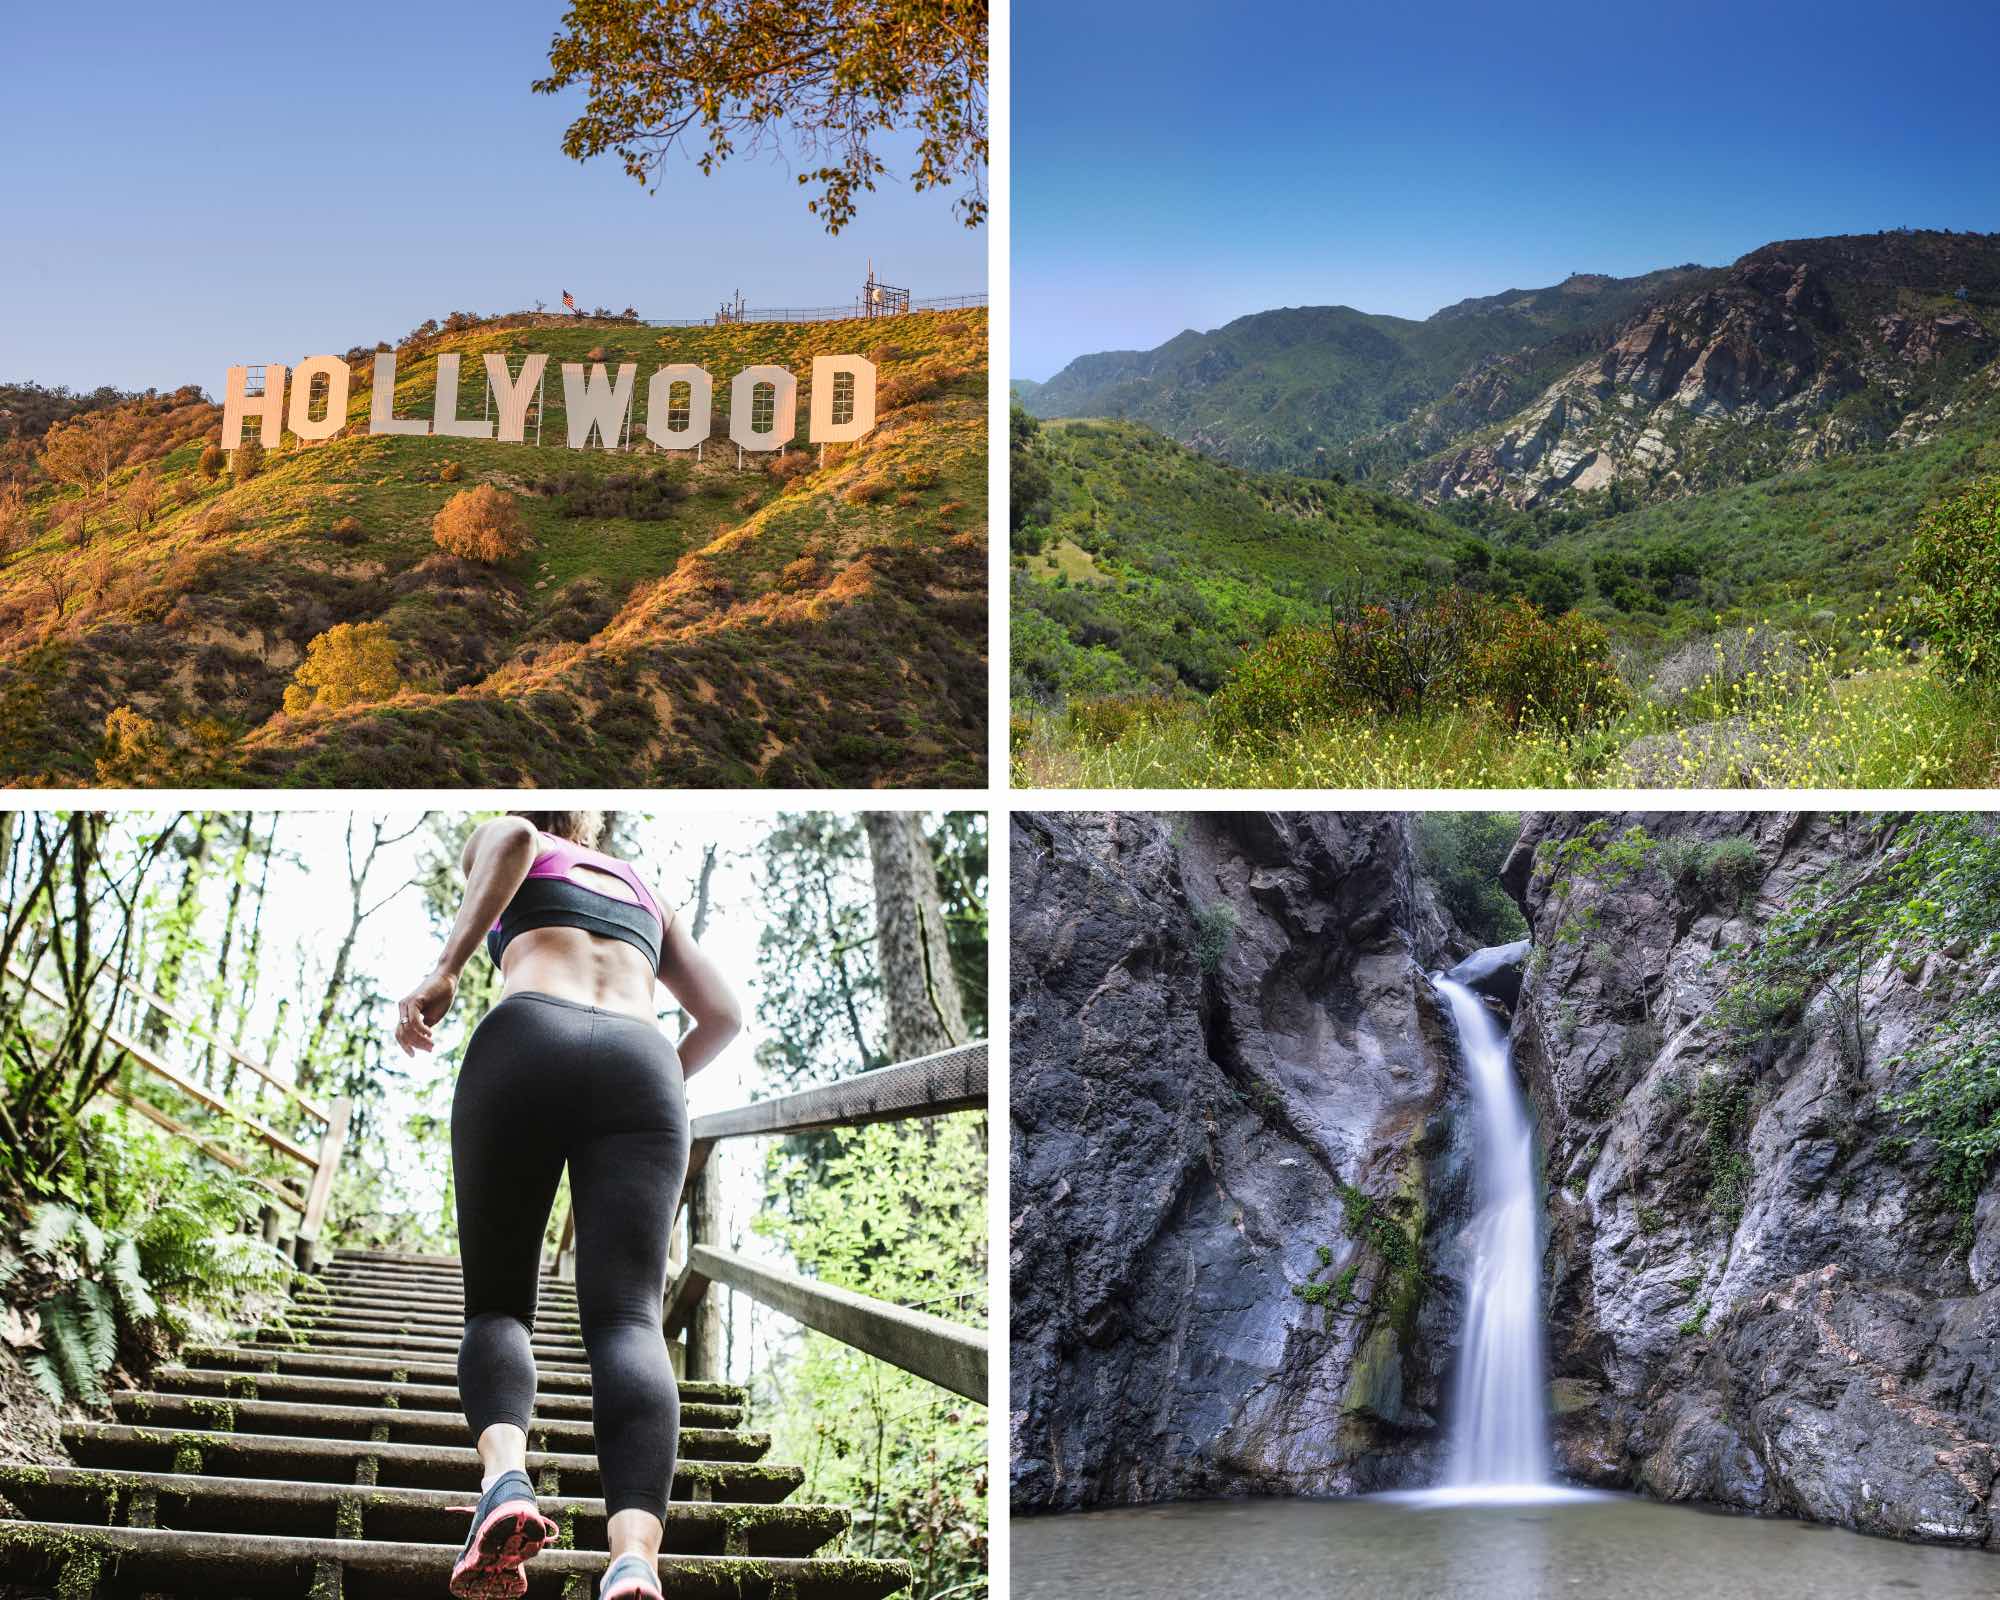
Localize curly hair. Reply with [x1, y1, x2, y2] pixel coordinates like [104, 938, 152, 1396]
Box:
[511, 810, 606, 849]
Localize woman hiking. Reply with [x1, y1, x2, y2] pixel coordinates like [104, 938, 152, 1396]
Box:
[395, 811, 742, 1600]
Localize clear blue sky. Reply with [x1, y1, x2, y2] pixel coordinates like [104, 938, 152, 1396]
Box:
[1, 2, 986, 393]
[1013, 0, 2000, 380]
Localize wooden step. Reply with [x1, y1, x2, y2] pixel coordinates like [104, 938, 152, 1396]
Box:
[297, 1290, 584, 1326]
[182, 1345, 747, 1408]
[289, 1310, 586, 1340]
[109, 1393, 767, 1459]
[150, 1365, 742, 1430]
[315, 1271, 577, 1305]
[259, 1329, 594, 1367]
[0, 1467, 848, 1556]
[0, 1521, 908, 1600]
[64, 1425, 803, 1503]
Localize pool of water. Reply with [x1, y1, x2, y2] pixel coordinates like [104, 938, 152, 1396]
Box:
[1013, 1494, 2000, 1600]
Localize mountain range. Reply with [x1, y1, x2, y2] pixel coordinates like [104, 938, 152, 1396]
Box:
[1019, 229, 2000, 510]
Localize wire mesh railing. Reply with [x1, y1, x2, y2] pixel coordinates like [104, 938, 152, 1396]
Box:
[645, 294, 987, 328]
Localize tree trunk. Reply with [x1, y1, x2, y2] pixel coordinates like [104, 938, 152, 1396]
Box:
[862, 813, 967, 1062]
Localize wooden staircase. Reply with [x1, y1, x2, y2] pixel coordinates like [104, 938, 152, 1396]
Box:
[0, 1248, 909, 1599]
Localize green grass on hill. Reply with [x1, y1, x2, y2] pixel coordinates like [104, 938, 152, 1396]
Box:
[0, 311, 987, 787]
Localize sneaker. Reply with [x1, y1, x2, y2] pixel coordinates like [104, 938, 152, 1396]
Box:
[600, 1552, 663, 1599]
[448, 1469, 559, 1599]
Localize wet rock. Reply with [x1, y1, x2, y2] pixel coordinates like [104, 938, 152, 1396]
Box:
[1009, 811, 1470, 1509]
[1515, 811, 2000, 1548]
[1446, 941, 1530, 1009]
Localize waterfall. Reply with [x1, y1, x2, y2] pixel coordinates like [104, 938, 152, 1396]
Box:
[1433, 967, 1551, 1492]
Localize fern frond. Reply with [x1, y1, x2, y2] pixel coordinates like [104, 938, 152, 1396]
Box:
[73, 1210, 106, 1268]
[24, 1202, 82, 1259]
[106, 1237, 158, 1323]
[23, 1351, 67, 1407]
[75, 1279, 120, 1376]
[43, 1294, 103, 1404]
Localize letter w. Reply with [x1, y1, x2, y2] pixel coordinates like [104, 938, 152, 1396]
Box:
[560, 361, 637, 449]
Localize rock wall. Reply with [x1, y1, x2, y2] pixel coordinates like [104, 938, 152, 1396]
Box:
[1008, 811, 1473, 1509]
[1508, 811, 2000, 1548]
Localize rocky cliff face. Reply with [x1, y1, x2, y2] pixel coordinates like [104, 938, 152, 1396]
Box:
[1507, 811, 2000, 1548]
[1403, 233, 2000, 507]
[1008, 811, 1475, 1509]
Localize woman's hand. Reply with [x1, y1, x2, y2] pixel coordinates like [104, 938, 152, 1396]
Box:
[395, 969, 458, 1056]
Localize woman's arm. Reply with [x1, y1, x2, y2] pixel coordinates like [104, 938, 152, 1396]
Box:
[393, 815, 540, 1055]
[658, 912, 742, 1077]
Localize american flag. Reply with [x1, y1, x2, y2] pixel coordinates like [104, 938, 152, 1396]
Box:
[561, 289, 576, 311]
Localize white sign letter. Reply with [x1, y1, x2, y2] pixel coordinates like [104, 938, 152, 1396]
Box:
[561, 362, 638, 449]
[807, 355, 877, 445]
[370, 353, 429, 436]
[728, 365, 797, 453]
[484, 354, 548, 445]
[222, 363, 288, 450]
[643, 364, 713, 450]
[432, 353, 494, 440]
[287, 355, 350, 443]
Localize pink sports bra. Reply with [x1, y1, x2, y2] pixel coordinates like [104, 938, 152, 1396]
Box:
[487, 834, 668, 970]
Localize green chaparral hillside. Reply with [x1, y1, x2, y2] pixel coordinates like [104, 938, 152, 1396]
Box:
[1010, 415, 1474, 704]
[0, 311, 986, 788]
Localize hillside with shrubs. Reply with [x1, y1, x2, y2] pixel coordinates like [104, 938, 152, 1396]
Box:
[1011, 401, 2000, 788]
[0, 310, 987, 787]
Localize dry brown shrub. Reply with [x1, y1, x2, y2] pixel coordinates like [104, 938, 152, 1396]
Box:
[432, 485, 530, 564]
[844, 476, 891, 505]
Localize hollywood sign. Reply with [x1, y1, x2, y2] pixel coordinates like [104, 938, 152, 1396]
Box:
[220, 351, 877, 454]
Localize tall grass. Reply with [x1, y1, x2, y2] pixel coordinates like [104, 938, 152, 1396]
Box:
[1014, 638, 2000, 790]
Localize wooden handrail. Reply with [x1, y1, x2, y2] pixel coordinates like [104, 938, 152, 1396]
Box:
[665, 1245, 985, 1402]
[116, 975, 332, 1124]
[688, 1042, 988, 1143]
[616, 1040, 993, 1393]
[8, 964, 319, 1171]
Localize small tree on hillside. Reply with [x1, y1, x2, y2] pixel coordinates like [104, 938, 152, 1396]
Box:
[96, 707, 178, 785]
[283, 622, 402, 715]
[0, 485, 29, 555]
[1907, 475, 2000, 677]
[198, 443, 224, 479]
[40, 408, 138, 494]
[433, 485, 530, 564]
[124, 471, 160, 531]
[231, 438, 265, 483]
